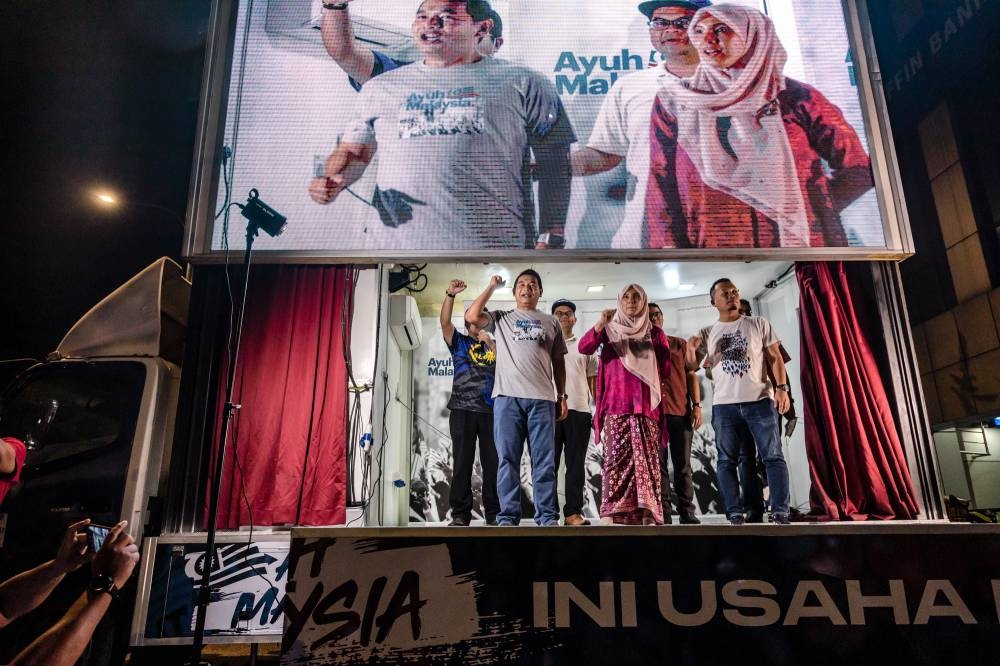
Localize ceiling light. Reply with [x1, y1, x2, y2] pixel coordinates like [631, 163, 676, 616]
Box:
[677, 284, 695, 291]
[586, 285, 605, 293]
[96, 193, 117, 205]
[661, 268, 680, 289]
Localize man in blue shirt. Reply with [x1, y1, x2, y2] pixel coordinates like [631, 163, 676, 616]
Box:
[439, 279, 499, 525]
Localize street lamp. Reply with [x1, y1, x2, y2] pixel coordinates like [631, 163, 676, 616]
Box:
[91, 189, 186, 227]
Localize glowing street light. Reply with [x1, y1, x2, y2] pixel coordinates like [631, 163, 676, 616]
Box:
[89, 188, 185, 227]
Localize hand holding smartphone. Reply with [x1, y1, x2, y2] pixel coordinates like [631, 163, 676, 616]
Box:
[86, 524, 113, 552]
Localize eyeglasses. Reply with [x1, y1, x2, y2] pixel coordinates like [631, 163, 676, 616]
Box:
[649, 311, 664, 319]
[648, 17, 692, 31]
[415, 11, 472, 25]
[553, 311, 575, 319]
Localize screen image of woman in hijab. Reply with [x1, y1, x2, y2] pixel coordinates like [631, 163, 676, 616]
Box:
[645, 3, 874, 249]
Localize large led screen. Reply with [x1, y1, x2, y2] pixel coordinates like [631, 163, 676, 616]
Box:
[197, 0, 897, 258]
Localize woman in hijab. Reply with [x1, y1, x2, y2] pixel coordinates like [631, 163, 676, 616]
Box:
[578, 284, 672, 525]
[645, 3, 873, 248]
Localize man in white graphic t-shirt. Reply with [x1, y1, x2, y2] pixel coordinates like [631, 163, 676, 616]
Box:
[571, 0, 711, 248]
[309, 0, 574, 250]
[700, 278, 792, 525]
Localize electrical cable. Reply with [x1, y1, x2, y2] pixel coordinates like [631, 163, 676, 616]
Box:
[206, 0, 277, 611]
[394, 264, 428, 293]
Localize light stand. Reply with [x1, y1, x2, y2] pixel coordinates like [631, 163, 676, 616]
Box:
[189, 190, 286, 665]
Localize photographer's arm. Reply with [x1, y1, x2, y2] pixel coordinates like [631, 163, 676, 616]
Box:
[0, 520, 90, 629]
[11, 521, 139, 666]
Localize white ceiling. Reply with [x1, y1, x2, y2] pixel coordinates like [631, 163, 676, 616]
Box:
[408, 260, 793, 315]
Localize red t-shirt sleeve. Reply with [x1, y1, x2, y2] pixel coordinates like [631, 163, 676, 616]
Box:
[0, 437, 27, 506]
[1, 437, 27, 482]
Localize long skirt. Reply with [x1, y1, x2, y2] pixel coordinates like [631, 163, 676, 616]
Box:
[600, 414, 663, 525]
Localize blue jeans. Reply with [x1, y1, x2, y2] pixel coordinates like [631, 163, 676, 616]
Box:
[735, 423, 766, 520]
[712, 399, 790, 517]
[493, 397, 559, 525]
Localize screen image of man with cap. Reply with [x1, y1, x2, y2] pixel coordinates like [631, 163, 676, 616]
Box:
[551, 298, 598, 525]
[571, 0, 711, 248]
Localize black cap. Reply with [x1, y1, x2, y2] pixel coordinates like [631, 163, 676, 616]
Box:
[551, 299, 577, 314]
[638, 0, 712, 20]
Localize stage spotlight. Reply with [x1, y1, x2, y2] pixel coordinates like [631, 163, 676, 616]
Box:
[240, 188, 287, 237]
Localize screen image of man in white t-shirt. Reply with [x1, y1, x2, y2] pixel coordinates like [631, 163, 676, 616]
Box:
[570, 0, 710, 248]
[701, 278, 793, 525]
[309, 0, 575, 250]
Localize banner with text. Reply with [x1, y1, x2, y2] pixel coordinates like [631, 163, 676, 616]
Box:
[282, 527, 1000, 664]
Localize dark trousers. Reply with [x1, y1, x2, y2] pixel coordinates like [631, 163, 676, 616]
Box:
[449, 408, 499, 522]
[553, 410, 592, 518]
[659, 414, 697, 519]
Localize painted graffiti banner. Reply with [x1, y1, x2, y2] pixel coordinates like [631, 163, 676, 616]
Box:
[191, 0, 903, 259]
[282, 527, 1000, 664]
[132, 537, 289, 644]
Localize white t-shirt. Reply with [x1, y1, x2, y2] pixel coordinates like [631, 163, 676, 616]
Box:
[586, 65, 681, 249]
[705, 316, 780, 405]
[343, 58, 575, 249]
[562, 335, 598, 414]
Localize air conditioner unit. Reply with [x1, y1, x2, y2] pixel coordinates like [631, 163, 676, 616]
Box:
[389, 294, 423, 351]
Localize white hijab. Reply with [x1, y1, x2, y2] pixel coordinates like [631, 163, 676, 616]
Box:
[605, 284, 661, 410]
[660, 4, 810, 247]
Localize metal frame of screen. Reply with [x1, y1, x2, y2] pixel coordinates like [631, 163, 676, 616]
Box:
[181, 0, 914, 264]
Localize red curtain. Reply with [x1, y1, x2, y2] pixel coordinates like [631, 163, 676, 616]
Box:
[206, 265, 353, 528]
[797, 262, 919, 520]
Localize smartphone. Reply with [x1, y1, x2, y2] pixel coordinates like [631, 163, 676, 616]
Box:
[86, 524, 113, 552]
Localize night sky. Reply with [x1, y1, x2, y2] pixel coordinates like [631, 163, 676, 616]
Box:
[3, 0, 997, 379]
[1, 1, 210, 380]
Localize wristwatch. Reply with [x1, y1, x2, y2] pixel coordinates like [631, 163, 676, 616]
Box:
[445, 291, 455, 298]
[536, 233, 566, 249]
[558, 394, 568, 400]
[774, 384, 790, 392]
[323, 2, 350, 10]
[691, 402, 701, 408]
[89, 574, 120, 601]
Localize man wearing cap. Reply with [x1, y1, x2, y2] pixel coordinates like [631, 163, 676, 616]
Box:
[439, 279, 500, 526]
[319, 0, 505, 92]
[551, 298, 598, 526]
[310, 0, 574, 250]
[571, 0, 710, 248]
